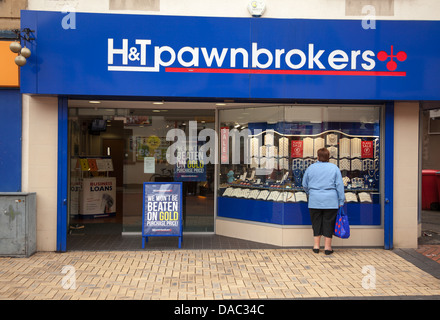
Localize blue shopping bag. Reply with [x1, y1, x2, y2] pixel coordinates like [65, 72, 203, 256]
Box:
[334, 207, 350, 239]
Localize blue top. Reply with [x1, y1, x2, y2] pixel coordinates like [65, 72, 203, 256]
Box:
[302, 161, 345, 209]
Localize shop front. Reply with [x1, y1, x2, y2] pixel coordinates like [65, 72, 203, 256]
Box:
[19, 10, 440, 251]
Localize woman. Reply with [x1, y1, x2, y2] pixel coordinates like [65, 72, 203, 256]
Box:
[302, 147, 345, 255]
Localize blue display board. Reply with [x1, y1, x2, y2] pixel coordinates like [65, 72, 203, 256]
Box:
[217, 196, 381, 226]
[20, 10, 440, 100]
[142, 182, 183, 248]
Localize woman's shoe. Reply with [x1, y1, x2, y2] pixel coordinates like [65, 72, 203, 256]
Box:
[324, 249, 334, 255]
[312, 248, 320, 254]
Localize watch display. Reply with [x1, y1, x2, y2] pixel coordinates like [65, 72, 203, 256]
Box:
[358, 192, 372, 203]
[257, 190, 269, 200]
[247, 189, 260, 199]
[276, 192, 296, 202]
[267, 191, 280, 201]
[345, 192, 358, 202]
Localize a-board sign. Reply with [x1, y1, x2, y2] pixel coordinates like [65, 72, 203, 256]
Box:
[142, 182, 183, 248]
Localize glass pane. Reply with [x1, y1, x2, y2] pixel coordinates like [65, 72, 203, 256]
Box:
[67, 103, 215, 239]
[218, 105, 381, 226]
[121, 109, 216, 232]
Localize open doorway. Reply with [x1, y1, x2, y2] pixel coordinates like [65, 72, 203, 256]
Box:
[66, 101, 215, 248]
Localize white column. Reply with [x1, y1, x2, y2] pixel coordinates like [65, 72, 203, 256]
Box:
[22, 94, 59, 251]
[393, 101, 420, 248]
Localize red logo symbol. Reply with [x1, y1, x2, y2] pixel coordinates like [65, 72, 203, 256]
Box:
[377, 46, 407, 71]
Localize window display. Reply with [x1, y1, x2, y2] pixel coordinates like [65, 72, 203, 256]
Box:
[218, 105, 381, 226]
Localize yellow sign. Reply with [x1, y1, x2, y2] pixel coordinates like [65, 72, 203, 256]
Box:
[146, 135, 161, 150]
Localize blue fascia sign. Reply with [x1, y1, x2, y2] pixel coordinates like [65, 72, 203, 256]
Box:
[20, 10, 440, 100]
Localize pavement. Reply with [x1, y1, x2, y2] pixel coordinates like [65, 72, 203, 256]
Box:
[0, 211, 440, 302]
[1, 247, 440, 301]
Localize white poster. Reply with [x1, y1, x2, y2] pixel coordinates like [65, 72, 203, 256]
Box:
[144, 157, 155, 173]
[70, 177, 81, 216]
[80, 177, 116, 216]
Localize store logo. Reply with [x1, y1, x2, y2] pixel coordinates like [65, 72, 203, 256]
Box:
[107, 38, 407, 76]
[377, 46, 407, 71]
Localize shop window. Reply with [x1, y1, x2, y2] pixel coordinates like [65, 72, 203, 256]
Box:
[67, 104, 215, 238]
[218, 105, 381, 226]
[428, 110, 440, 134]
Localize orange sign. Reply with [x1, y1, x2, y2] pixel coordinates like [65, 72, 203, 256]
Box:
[0, 41, 20, 87]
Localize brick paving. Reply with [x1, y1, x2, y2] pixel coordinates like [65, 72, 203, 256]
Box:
[416, 245, 440, 263]
[1, 248, 440, 300]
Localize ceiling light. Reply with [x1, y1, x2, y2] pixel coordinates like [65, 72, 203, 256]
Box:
[89, 101, 101, 104]
[153, 101, 164, 105]
[152, 110, 161, 112]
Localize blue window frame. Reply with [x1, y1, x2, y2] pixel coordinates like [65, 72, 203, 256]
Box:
[57, 97, 68, 252]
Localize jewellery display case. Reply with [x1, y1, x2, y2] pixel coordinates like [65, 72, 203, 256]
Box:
[218, 120, 381, 226]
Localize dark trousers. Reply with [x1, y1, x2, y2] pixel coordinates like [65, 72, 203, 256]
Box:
[309, 208, 338, 238]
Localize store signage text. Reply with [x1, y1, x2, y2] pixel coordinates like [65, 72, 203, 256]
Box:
[108, 39, 407, 76]
[89, 181, 113, 192]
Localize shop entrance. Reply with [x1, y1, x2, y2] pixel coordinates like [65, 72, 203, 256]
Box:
[67, 101, 215, 245]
